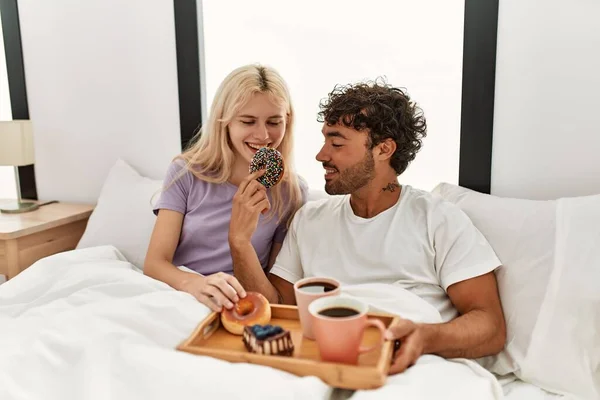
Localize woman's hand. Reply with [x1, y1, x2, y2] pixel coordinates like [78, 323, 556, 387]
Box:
[229, 170, 271, 244]
[179, 272, 247, 312]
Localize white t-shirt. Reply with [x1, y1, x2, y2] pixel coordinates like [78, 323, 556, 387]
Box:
[270, 185, 501, 322]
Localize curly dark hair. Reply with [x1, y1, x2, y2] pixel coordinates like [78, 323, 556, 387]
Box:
[317, 79, 427, 175]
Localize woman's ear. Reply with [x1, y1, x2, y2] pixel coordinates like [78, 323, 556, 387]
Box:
[376, 138, 397, 161]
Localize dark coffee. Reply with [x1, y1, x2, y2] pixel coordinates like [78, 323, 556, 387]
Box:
[297, 282, 337, 294]
[318, 307, 360, 318]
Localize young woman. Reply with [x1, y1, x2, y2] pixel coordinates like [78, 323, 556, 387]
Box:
[144, 64, 306, 312]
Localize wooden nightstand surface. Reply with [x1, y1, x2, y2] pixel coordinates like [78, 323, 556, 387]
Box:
[0, 201, 95, 279]
[0, 202, 94, 239]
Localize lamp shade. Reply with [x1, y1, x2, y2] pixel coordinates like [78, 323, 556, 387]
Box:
[0, 120, 35, 166]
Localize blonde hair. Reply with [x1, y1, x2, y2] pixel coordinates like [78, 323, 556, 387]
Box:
[174, 64, 303, 224]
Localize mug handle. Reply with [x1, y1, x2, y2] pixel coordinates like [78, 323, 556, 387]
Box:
[358, 318, 387, 354]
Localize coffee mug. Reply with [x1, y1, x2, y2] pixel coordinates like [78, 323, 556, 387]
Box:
[293, 277, 341, 339]
[308, 296, 386, 365]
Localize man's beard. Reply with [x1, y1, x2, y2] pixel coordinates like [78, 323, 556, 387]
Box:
[324, 152, 375, 195]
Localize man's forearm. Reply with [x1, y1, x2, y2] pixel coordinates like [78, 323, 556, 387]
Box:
[229, 239, 280, 303]
[419, 309, 506, 359]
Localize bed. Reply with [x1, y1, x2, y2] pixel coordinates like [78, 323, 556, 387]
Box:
[0, 246, 569, 400]
[1, 160, 598, 400]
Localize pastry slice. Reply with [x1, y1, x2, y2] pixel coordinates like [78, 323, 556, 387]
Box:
[242, 324, 294, 356]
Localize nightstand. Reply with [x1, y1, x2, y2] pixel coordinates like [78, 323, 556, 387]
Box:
[0, 201, 95, 280]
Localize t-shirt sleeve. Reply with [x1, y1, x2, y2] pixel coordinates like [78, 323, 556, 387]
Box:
[269, 207, 305, 284]
[272, 176, 309, 244]
[153, 159, 191, 215]
[433, 201, 502, 290]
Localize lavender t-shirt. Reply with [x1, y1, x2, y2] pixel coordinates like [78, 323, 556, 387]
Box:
[153, 160, 305, 276]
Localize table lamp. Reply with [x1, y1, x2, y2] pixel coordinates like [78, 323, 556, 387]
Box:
[0, 120, 39, 214]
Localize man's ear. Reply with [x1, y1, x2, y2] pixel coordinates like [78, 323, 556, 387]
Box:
[375, 139, 397, 161]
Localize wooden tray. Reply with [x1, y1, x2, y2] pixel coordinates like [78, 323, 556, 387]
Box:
[177, 304, 399, 390]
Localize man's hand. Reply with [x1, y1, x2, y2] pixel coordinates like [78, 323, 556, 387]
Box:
[384, 272, 506, 375]
[229, 170, 270, 244]
[385, 318, 425, 374]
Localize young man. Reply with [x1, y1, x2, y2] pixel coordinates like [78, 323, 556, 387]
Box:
[229, 80, 506, 374]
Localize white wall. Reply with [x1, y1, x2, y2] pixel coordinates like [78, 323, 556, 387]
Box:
[0, 7, 17, 200]
[202, 0, 465, 192]
[17, 0, 181, 204]
[491, 0, 600, 200]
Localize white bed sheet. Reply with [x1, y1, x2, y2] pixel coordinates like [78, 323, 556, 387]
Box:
[500, 375, 565, 400]
[0, 246, 563, 400]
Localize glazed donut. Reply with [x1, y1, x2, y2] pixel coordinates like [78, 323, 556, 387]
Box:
[221, 292, 272, 335]
[249, 147, 285, 188]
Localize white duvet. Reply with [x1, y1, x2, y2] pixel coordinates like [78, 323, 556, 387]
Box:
[0, 246, 504, 400]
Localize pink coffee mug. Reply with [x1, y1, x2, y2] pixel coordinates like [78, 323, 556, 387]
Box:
[309, 296, 386, 365]
[293, 277, 341, 339]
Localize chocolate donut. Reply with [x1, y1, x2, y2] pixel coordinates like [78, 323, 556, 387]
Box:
[249, 147, 285, 188]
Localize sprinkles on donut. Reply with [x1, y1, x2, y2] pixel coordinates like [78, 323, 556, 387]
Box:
[249, 147, 285, 188]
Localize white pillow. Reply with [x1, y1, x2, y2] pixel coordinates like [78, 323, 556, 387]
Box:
[432, 182, 600, 399]
[76, 159, 162, 269]
[526, 194, 600, 399]
[307, 189, 329, 202]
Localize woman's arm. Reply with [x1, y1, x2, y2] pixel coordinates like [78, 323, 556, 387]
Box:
[144, 209, 245, 311]
[144, 209, 190, 288]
